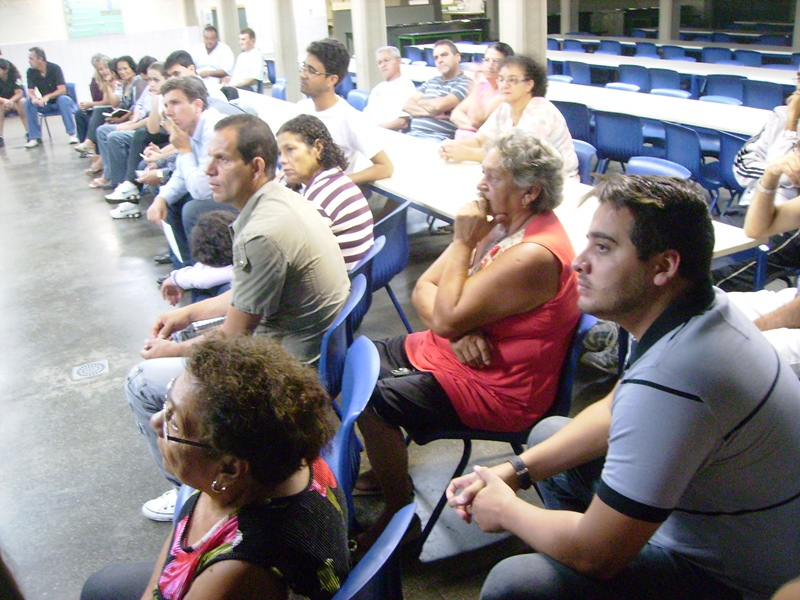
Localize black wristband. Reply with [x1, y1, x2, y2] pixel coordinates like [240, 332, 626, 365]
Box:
[507, 455, 533, 490]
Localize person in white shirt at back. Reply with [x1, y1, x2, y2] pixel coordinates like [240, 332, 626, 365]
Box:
[363, 46, 416, 131]
[224, 28, 264, 93]
[191, 25, 234, 85]
[297, 38, 393, 186]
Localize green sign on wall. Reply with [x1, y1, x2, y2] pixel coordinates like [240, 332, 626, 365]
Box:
[64, 0, 125, 38]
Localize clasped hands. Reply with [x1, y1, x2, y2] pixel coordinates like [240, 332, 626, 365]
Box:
[446, 465, 518, 533]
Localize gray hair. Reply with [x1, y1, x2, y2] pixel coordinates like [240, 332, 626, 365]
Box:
[485, 130, 564, 212]
[375, 46, 401, 59]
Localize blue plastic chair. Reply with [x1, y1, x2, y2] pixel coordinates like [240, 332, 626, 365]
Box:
[565, 61, 591, 85]
[406, 313, 597, 558]
[649, 68, 691, 98]
[703, 74, 745, 102]
[347, 236, 386, 339]
[635, 42, 658, 57]
[701, 47, 732, 64]
[347, 89, 370, 111]
[743, 80, 785, 110]
[562, 39, 585, 52]
[318, 274, 367, 400]
[631, 28, 649, 38]
[265, 59, 276, 84]
[596, 40, 622, 55]
[321, 336, 380, 530]
[734, 49, 763, 67]
[423, 47, 436, 66]
[617, 64, 651, 92]
[547, 38, 560, 51]
[662, 45, 695, 62]
[650, 87, 692, 99]
[271, 82, 286, 100]
[759, 34, 789, 47]
[552, 100, 592, 143]
[405, 46, 423, 63]
[699, 95, 743, 106]
[335, 73, 355, 99]
[718, 131, 750, 213]
[573, 140, 596, 185]
[373, 201, 414, 334]
[605, 82, 640, 92]
[663, 121, 722, 212]
[332, 503, 417, 600]
[548, 74, 574, 84]
[712, 32, 734, 44]
[593, 110, 663, 174]
[625, 156, 691, 179]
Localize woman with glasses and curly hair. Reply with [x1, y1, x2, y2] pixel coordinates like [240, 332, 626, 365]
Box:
[82, 334, 350, 600]
[277, 114, 374, 270]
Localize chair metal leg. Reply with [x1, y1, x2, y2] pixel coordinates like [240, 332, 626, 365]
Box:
[412, 439, 473, 559]
[385, 284, 414, 333]
[40, 115, 52, 139]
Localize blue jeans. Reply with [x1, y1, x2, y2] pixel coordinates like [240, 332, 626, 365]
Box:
[25, 95, 76, 139]
[96, 123, 118, 180]
[479, 417, 743, 600]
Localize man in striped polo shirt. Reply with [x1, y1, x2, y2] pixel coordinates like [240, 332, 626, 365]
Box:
[403, 39, 472, 142]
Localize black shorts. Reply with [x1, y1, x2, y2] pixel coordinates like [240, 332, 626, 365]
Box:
[370, 336, 467, 434]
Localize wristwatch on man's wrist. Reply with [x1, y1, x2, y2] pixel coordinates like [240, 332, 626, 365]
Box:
[507, 455, 533, 490]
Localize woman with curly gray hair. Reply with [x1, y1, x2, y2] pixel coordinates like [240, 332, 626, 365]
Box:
[82, 334, 350, 600]
[276, 114, 373, 269]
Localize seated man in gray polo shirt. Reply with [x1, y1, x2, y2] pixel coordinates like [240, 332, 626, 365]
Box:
[125, 113, 350, 522]
[448, 176, 800, 600]
[403, 39, 472, 142]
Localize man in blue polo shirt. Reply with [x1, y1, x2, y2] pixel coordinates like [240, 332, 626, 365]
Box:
[23, 46, 78, 148]
[448, 176, 800, 600]
[403, 39, 471, 141]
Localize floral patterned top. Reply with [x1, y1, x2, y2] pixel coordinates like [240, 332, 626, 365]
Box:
[152, 457, 349, 599]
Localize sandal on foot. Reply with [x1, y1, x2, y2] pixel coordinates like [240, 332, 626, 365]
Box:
[89, 178, 110, 189]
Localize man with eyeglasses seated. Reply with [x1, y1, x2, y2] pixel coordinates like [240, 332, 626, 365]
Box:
[402, 39, 472, 142]
[362, 45, 417, 131]
[297, 38, 393, 186]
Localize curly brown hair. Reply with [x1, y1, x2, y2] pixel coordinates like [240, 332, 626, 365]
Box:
[277, 114, 348, 172]
[186, 335, 334, 487]
[189, 210, 235, 267]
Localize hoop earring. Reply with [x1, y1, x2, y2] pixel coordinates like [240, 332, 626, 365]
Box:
[211, 479, 227, 493]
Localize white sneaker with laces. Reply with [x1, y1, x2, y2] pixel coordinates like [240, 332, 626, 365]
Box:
[142, 488, 177, 522]
[24, 138, 42, 149]
[68, 134, 80, 145]
[105, 181, 141, 203]
[110, 201, 142, 219]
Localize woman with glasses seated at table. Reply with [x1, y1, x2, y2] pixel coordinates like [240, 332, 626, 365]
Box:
[440, 55, 579, 180]
[355, 129, 581, 552]
[449, 42, 514, 140]
[81, 335, 350, 600]
[276, 114, 374, 270]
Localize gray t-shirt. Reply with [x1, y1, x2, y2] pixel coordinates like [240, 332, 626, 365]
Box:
[407, 72, 471, 141]
[230, 181, 350, 364]
[600, 286, 800, 599]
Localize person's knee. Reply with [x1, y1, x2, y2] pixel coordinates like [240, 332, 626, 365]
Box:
[481, 554, 567, 600]
[528, 416, 571, 448]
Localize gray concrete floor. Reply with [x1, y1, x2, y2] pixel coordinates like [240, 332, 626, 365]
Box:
[0, 118, 564, 600]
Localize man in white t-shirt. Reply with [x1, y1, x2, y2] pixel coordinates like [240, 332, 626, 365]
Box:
[296, 38, 393, 186]
[191, 25, 234, 84]
[363, 46, 416, 131]
[225, 28, 264, 93]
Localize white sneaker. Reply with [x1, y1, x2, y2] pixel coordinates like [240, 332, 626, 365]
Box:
[24, 138, 42, 149]
[142, 488, 177, 522]
[105, 181, 140, 203]
[68, 134, 80, 145]
[110, 201, 142, 219]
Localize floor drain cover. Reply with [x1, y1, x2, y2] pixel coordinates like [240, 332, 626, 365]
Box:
[71, 360, 109, 380]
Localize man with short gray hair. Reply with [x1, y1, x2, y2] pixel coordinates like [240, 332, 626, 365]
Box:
[363, 46, 417, 130]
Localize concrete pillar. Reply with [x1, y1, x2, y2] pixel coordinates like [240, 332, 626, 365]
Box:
[560, 0, 580, 35]
[351, 0, 387, 91]
[498, 0, 547, 63]
[216, 0, 240, 56]
[793, 0, 800, 51]
[270, 0, 302, 102]
[657, 0, 680, 43]
[182, 0, 199, 27]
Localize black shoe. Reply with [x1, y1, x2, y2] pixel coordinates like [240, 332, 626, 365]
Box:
[153, 252, 171, 265]
[156, 274, 170, 286]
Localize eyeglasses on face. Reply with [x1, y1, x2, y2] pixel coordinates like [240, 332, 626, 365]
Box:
[163, 378, 213, 450]
[299, 62, 331, 77]
[496, 76, 531, 86]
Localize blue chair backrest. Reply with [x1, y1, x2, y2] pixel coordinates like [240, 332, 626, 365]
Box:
[563, 39, 585, 52]
[631, 28, 649, 38]
[743, 80, 785, 110]
[347, 235, 386, 338]
[572, 140, 596, 185]
[625, 156, 691, 179]
[713, 32, 733, 43]
[597, 40, 622, 55]
[699, 95, 743, 106]
[271, 82, 286, 100]
[548, 74, 574, 84]
[719, 132, 749, 194]
[424, 47, 436, 66]
[331, 502, 417, 599]
[649, 68, 683, 91]
[618, 64, 651, 92]
[552, 100, 592, 143]
[547, 38, 560, 51]
[549, 313, 597, 418]
[701, 47, 732, 64]
[265, 59, 276, 84]
[635, 42, 658, 57]
[759, 34, 789, 47]
[593, 110, 645, 163]
[663, 121, 703, 177]
[173, 485, 197, 526]
[372, 201, 410, 291]
[335, 73, 355, 99]
[661, 45, 686, 59]
[565, 61, 591, 85]
[704, 74, 745, 102]
[347, 89, 370, 112]
[322, 336, 380, 530]
[734, 49, 762, 67]
[405, 46, 423, 62]
[65, 82, 78, 103]
[318, 274, 367, 399]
